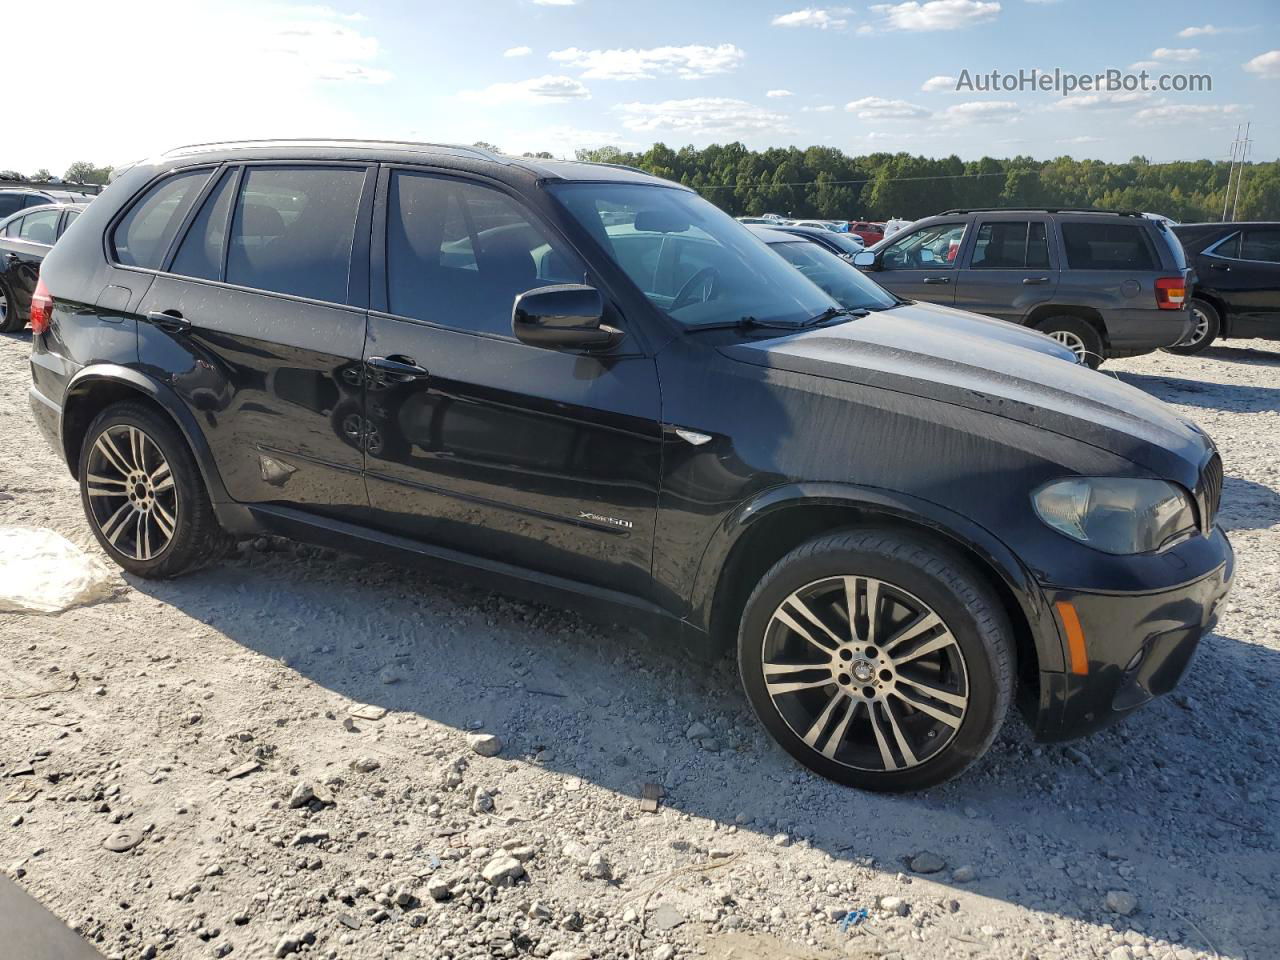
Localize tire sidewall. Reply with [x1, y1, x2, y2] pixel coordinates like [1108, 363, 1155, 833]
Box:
[0, 278, 23, 333]
[738, 538, 1007, 792]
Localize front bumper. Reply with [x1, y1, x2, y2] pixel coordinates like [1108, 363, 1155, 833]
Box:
[1029, 528, 1233, 741]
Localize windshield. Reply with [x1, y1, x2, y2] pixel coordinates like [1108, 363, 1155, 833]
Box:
[769, 241, 899, 311]
[548, 182, 839, 328]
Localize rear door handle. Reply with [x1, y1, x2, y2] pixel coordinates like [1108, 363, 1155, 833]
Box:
[922, 276, 951, 285]
[1022, 276, 1050, 284]
[1209, 262, 1230, 271]
[366, 355, 429, 379]
[145, 310, 191, 333]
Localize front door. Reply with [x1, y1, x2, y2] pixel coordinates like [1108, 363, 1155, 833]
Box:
[135, 163, 375, 519]
[1212, 227, 1280, 337]
[953, 216, 1060, 323]
[869, 220, 967, 305]
[361, 168, 663, 599]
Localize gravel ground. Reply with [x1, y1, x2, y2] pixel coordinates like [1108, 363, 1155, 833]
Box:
[1, 330, 1277, 960]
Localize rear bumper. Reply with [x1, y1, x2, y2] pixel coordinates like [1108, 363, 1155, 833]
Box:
[1029, 528, 1233, 741]
[1104, 307, 1194, 353]
[29, 385, 63, 461]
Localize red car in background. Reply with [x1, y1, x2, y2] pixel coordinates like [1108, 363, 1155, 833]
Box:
[849, 220, 885, 246]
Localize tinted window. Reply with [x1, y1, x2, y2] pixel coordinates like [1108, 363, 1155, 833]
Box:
[60, 209, 80, 236]
[970, 221, 1050, 270]
[881, 222, 966, 270]
[113, 170, 211, 268]
[24, 194, 49, 209]
[770, 241, 898, 310]
[1207, 232, 1240, 259]
[225, 166, 365, 302]
[1060, 222, 1155, 270]
[0, 195, 23, 217]
[387, 172, 586, 336]
[172, 169, 237, 281]
[1240, 228, 1280, 264]
[18, 209, 60, 245]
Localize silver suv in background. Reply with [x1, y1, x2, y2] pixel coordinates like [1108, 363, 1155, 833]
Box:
[855, 208, 1193, 367]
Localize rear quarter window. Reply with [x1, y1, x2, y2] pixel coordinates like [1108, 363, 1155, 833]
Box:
[1060, 221, 1157, 271]
[113, 170, 213, 269]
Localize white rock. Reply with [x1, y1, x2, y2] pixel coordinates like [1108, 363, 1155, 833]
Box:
[879, 895, 908, 916]
[481, 855, 524, 886]
[653, 946, 676, 960]
[1105, 890, 1138, 916]
[467, 733, 503, 757]
[685, 721, 713, 741]
[952, 865, 977, 883]
[288, 782, 315, 808]
[426, 877, 451, 901]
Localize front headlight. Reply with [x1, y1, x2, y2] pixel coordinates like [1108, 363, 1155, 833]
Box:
[1032, 478, 1198, 555]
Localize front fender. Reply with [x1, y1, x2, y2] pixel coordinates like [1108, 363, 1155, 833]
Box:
[63, 364, 233, 507]
[685, 481, 1066, 673]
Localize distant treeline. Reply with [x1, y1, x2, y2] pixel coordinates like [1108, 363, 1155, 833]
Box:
[570, 144, 1280, 223]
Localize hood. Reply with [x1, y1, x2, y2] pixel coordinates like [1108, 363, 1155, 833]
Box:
[718, 311, 1212, 486]
[885, 300, 1077, 361]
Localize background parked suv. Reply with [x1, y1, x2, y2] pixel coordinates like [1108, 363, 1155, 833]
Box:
[857, 208, 1193, 367]
[0, 203, 83, 332]
[1166, 221, 1280, 354]
[0, 188, 93, 220]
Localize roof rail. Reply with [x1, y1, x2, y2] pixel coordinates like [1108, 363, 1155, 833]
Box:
[161, 138, 506, 163]
[940, 206, 1144, 217]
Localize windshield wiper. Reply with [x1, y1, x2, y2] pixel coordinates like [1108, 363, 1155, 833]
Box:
[682, 315, 806, 333]
[800, 306, 869, 327]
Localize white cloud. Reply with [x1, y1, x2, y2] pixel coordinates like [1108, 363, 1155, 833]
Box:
[1128, 60, 1159, 70]
[503, 46, 532, 57]
[532, 0, 576, 5]
[502, 126, 636, 158]
[845, 96, 930, 119]
[770, 8, 850, 29]
[871, 0, 1000, 31]
[766, 89, 794, 97]
[1151, 47, 1201, 62]
[1135, 103, 1244, 123]
[459, 74, 590, 104]
[548, 44, 744, 80]
[939, 99, 1020, 123]
[1178, 24, 1236, 37]
[1243, 50, 1280, 79]
[614, 97, 792, 136]
[920, 74, 958, 92]
[1058, 135, 1103, 144]
[802, 104, 837, 112]
[1051, 90, 1153, 111]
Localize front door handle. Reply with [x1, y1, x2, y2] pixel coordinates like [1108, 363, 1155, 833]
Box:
[146, 310, 191, 333]
[1022, 276, 1050, 285]
[4, 252, 18, 262]
[366, 355, 429, 380]
[922, 276, 951, 285]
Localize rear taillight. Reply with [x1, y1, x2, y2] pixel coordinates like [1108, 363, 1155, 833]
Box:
[1155, 276, 1186, 311]
[29, 277, 52, 334]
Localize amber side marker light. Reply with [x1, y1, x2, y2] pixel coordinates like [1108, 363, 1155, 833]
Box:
[1055, 600, 1089, 676]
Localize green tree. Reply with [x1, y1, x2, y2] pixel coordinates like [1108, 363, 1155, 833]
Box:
[63, 161, 112, 184]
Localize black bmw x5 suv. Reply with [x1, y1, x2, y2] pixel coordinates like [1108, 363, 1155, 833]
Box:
[28, 140, 1232, 791]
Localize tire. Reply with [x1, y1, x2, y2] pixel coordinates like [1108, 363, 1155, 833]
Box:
[0, 278, 24, 333]
[78, 400, 230, 578]
[1034, 315, 1105, 369]
[738, 529, 1014, 792]
[1162, 298, 1219, 355]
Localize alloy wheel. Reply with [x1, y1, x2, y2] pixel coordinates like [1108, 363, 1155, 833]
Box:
[85, 425, 179, 561]
[1047, 329, 1088, 362]
[1182, 307, 1211, 347]
[761, 575, 969, 772]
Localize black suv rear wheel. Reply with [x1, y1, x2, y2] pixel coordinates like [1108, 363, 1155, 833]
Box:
[738, 530, 1013, 791]
[1162, 298, 1219, 355]
[0, 278, 23, 333]
[78, 401, 230, 578]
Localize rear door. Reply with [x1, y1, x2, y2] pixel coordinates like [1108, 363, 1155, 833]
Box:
[953, 216, 1059, 323]
[1, 207, 60, 313]
[868, 220, 967, 305]
[1225, 227, 1280, 337]
[136, 162, 375, 520]
[362, 167, 663, 599]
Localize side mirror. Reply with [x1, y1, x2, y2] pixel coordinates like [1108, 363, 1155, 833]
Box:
[853, 251, 879, 270]
[512, 284, 623, 351]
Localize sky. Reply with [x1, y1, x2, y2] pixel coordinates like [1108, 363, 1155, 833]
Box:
[5, 0, 1277, 175]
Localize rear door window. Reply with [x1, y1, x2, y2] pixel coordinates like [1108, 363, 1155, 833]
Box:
[113, 170, 212, 269]
[24, 194, 49, 209]
[60, 209, 80, 236]
[171, 168, 238, 281]
[1240, 228, 1280, 263]
[0, 195, 23, 218]
[17, 209, 60, 245]
[225, 166, 366, 303]
[3, 215, 22, 237]
[970, 221, 1050, 269]
[1060, 222, 1156, 270]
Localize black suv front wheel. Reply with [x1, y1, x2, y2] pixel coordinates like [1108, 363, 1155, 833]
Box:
[738, 530, 1013, 791]
[79, 401, 230, 578]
